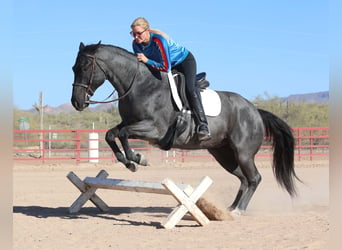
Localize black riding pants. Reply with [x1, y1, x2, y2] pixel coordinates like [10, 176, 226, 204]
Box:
[172, 51, 197, 95]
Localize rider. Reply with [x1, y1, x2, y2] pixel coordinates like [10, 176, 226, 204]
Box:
[130, 17, 211, 141]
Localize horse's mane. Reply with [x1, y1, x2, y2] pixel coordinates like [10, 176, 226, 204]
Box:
[80, 42, 135, 58]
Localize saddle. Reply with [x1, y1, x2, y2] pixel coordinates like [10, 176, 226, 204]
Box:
[158, 71, 210, 150]
[171, 70, 210, 110]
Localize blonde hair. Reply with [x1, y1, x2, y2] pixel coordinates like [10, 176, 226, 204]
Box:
[131, 17, 169, 40]
[150, 29, 169, 40]
[130, 17, 150, 30]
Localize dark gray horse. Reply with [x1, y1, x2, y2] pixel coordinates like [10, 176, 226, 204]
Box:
[71, 42, 300, 215]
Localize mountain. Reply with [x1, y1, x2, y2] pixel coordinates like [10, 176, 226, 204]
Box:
[282, 91, 329, 104]
[44, 103, 75, 114]
[22, 103, 116, 114]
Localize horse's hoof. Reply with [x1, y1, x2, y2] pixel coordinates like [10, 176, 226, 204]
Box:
[127, 163, 138, 172]
[230, 209, 242, 218]
[138, 154, 148, 166]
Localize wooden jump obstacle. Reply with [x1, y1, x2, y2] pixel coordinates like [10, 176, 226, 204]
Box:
[67, 170, 213, 229]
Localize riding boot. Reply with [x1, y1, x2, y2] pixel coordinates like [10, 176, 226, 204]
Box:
[189, 90, 211, 141]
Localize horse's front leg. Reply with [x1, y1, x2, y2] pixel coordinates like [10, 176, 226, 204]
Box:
[118, 127, 148, 168]
[117, 120, 160, 168]
[105, 125, 138, 172]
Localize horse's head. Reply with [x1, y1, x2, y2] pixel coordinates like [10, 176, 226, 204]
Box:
[71, 41, 107, 111]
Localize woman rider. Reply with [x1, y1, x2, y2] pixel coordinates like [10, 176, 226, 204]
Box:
[130, 17, 211, 141]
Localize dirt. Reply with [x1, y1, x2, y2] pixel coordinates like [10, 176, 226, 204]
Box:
[13, 160, 329, 249]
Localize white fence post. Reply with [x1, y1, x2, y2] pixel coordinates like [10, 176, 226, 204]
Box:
[89, 132, 99, 163]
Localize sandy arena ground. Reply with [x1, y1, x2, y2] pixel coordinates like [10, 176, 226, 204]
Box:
[13, 159, 329, 250]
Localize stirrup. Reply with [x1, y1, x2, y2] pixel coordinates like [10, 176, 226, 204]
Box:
[197, 124, 211, 141]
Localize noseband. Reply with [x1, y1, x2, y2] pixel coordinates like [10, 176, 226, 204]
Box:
[72, 53, 139, 104]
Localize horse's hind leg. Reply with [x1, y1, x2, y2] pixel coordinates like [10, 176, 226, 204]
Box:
[229, 167, 249, 210]
[208, 147, 249, 211]
[233, 155, 262, 213]
[209, 146, 261, 215]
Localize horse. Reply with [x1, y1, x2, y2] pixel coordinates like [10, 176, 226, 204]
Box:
[71, 42, 300, 215]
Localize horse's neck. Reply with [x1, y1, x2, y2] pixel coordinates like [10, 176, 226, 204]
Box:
[100, 46, 165, 95]
[99, 47, 138, 94]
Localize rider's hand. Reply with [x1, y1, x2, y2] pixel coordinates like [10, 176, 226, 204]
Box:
[137, 53, 148, 63]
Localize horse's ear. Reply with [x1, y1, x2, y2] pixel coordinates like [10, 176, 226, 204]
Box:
[79, 42, 85, 51]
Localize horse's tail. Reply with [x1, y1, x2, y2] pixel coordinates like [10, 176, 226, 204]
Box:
[258, 109, 300, 197]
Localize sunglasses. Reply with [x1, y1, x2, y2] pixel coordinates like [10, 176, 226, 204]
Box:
[130, 28, 148, 37]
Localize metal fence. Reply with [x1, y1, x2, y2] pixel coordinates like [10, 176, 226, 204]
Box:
[13, 127, 329, 164]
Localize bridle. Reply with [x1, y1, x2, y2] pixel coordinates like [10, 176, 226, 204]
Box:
[72, 53, 139, 104]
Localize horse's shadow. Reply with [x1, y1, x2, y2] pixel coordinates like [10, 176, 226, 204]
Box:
[13, 205, 180, 228]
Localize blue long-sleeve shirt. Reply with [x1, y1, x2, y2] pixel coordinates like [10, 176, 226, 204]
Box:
[132, 32, 189, 72]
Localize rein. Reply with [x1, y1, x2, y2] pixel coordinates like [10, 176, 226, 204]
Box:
[72, 53, 139, 104]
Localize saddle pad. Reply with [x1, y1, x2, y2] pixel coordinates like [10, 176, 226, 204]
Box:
[167, 72, 221, 117]
[201, 88, 221, 117]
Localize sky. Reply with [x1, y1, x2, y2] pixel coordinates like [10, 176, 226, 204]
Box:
[13, 0, 328, 110]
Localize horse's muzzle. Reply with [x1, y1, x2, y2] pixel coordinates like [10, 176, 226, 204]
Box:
[71, 90, 90, 111]
[72, 100, 88, 111]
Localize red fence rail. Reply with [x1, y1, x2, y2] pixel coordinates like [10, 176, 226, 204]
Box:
[13, 127, 329, 164]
